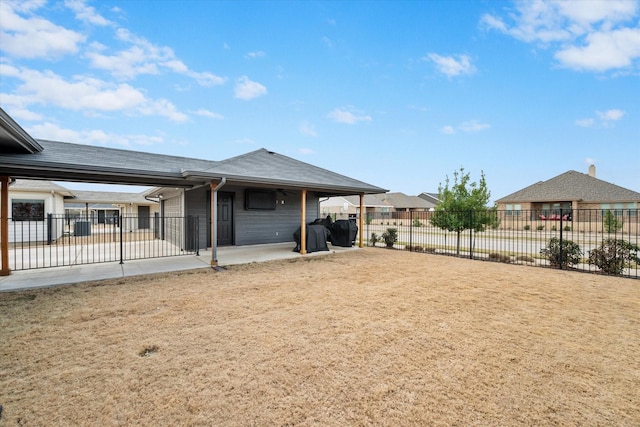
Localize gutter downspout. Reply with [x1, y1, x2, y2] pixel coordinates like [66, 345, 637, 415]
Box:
[210, 178, 226, 266]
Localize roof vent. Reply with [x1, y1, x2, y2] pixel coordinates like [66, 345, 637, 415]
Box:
[588, 164, 596, 178]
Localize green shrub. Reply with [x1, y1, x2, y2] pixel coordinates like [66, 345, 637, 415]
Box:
[412, 218, 423, 227]
[524, 224, 531, 231]
[381, 228, 398, 248]
[369, 233, 380, 247]
[603, 211, 623, 233]
[551, 225, 557, 231]
[540, 237, 582, 268]
[588, 238, 640, 275]
[537, 225, 544, 231]
[564, 225, 571, 232]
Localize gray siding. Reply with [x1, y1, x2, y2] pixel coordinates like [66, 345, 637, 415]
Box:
[233, 187, 320, 246]
[185, 186, 209, 249]
[182, 185, 320, 247]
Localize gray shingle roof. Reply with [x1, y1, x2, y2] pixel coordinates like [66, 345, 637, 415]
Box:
[373, 192, 434, 209]
[10, 179, 74, 196]
[496, 170, 640, 203]
[0, 140, 385, 194]
[184, 148, 387, 194]
[69, 190, 154, 205]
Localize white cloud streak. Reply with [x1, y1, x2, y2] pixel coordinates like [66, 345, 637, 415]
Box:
[27, 122, 164, 147]
[575, 109, 625, 127]
[1, 64, 188, 122]
[0, 1, 86, 59]
[442, 120, 491, 134]
[234, 76, 267, 100]
[426, 53, 476, 77]
[64, 0, 112, 26]
[481, 0, 640, 73]
[327, 106, 372, 124]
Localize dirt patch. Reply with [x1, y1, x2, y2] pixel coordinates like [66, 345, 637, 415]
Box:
[0, 248, 638, 426]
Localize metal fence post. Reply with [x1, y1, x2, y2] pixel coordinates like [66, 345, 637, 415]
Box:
[559, 209, 563, 270]
[119, 214, 124, 265]
[469, 210, 473, 259]
[409, 211, 413, 251]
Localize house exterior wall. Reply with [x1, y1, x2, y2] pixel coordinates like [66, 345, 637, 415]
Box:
[231, 186, 319, 246]
[8, 189, 66, 243]
[166, 185, 321, 249]
[161, 189, 185, 249]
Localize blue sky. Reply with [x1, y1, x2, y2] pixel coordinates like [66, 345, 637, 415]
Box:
[1, 0, 639, 202]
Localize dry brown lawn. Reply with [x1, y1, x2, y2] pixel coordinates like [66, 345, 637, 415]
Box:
[1, 249, 638, 426]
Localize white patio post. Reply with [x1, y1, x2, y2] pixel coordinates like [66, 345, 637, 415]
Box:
[359, 193, 365, 248]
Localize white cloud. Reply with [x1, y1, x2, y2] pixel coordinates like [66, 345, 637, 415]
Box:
[575, 109, 625, 127]
[442, 120, 490, 134]
[441, 125, 455, 135]
[28, 122, 164, 147]
[139, 98, 188, 122]
[0, 1, 86, 59]
[234, 76, 267, 100]
[575, 118, 595, 127]
[84, 28, 226, 85]
[195, 109, 224, 120]
[426, 53, 476, 77]
[327, 106, 372, 124]
[482, 0, 640, 73]
[597, 109, 625, 121]
[5, 107, 43, 121]
[555, 28, 640, 71]
[245, 51, 266, 59]
[299, 121, 317, 137]
[459, 120, 491, 132]
[64, 0, 112, 26]
[3, 65, 189, 121]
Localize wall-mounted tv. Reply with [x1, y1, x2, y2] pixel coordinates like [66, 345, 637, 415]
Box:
[245, 189, 277, 210]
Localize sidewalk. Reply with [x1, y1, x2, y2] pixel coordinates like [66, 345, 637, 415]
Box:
[0, 243, 358, 292]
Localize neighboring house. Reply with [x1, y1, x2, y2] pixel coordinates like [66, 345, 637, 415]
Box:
[7, 179, 74, 243]
[320, 195, 392, 220]
[65, 189, 159, 230]
[495, 165, 640, 222]
[417, 192, 439, 208]
[374, 192, 435, 219]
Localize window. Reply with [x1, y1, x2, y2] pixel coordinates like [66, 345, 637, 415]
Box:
[244, 189, 276, 210]
[12, 199, 45, 221]
[505, 204, 521, 216]
[627, 203, 638, 217]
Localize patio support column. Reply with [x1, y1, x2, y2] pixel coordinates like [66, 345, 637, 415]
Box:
[300, 189, 307, 255]
[359, 193, 365, 248]
[1, 176, 10, 276]
[210, 178, 226, 266]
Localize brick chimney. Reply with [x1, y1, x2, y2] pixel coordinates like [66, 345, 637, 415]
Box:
[588, 164, 596, 177]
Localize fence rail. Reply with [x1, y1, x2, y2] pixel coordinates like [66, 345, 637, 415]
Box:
[6, 214, 199, 271]
[360, 209, 639, 279]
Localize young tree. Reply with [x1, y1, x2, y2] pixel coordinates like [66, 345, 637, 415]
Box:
[430, 167, 495, 255]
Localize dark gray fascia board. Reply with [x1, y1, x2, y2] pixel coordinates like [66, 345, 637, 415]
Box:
[0, 160, 195, 188]
[0, 107, 43, 153]
[182, 170, 388, 195]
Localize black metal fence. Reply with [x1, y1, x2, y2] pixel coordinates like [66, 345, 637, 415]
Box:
[7, 214, 199, 271]
[361, 209, 639, 279]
